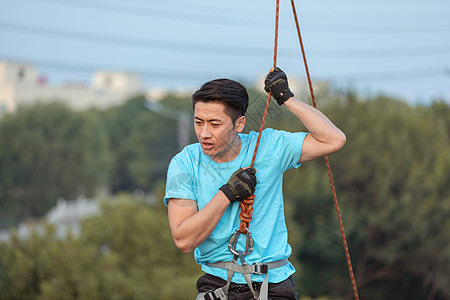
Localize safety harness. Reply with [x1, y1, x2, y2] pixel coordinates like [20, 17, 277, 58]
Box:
[197, 229, 288, 300]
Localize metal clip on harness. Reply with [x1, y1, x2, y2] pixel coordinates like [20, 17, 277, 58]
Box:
[228, 227, 253, 256]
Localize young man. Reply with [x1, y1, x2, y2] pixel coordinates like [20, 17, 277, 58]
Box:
[164, 67, 346, 300]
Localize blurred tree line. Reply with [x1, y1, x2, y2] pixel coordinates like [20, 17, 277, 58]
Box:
[0, 194, 202, 300]
[0, 89, 449, 299]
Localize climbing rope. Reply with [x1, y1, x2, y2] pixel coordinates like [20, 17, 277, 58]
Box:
[237, 1, 360, 299]
[289, 1, 359, 298]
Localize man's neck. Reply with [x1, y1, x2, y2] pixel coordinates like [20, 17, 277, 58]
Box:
[211, 135, 242, 163]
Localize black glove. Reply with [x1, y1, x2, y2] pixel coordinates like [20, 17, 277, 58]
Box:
[264, 67, 294, 106]
[220, 168, 257, 203]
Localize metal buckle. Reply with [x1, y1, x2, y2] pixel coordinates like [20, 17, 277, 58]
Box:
[228, 228, 254, 256]
[253, 263, 268, 274]
[204, 288, 227, 300]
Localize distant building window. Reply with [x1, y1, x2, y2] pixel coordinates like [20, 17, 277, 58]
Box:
[18, 68, 25, 82]
[0, 104, 6, 114]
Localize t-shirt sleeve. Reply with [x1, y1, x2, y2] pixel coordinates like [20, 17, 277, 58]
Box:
[269, 129, 308, 172]
[163, 156, 197, 206]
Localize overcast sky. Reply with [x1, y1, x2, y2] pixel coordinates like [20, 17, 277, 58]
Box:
[1, 0, 449, 104]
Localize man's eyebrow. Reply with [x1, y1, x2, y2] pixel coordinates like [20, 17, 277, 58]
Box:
[194, 116, 223, 122]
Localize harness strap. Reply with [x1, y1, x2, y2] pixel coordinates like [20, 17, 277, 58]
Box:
[200, 258, 289, 300]
[207, 259, 287, 274]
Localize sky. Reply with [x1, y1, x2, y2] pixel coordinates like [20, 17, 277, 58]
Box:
[1, 0, 449, 105]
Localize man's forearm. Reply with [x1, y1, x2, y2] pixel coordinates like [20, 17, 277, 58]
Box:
[168, 191, 230, 253]
[169, 168, 256, 253]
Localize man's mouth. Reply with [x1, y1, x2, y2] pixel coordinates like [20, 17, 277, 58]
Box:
[201, 141, 214, 150]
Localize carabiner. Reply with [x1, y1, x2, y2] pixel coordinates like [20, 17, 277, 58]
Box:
[228, 227, 254, 256]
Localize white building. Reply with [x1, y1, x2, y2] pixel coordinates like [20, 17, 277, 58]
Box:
[0, 197, 100, 241]
[46, 197, 100, 238]
[0, 60, 144, 114]
[0, 193, 155, 242]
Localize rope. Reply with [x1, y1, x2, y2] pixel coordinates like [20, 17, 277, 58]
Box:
[289, 1, 359, 299]
[238, 0, 280, 234]
[238, 3, 360, 299]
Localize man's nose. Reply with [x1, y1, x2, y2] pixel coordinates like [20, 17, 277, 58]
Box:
[200, 124, 212, 138]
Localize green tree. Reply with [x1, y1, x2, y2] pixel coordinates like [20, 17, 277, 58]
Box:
[283, 94, 450, 299]
[81, 193, 201, 299]
[103, 95, 193, 193]
[0, 192, 201, 300]
[0, 224, 106, 300]
[0, 102, 111, 228]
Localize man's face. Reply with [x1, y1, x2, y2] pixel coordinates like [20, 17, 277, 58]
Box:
[194, 101, 245, 162]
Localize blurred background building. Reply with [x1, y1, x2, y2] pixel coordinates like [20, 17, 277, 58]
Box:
[0, 60, 144, 113]
[0, 59, 328, 116]
[0, 59, 326, 118]
[0, 197, 99, 242]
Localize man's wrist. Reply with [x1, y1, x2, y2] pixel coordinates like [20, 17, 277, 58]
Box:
[220, 184, 238, 203]
[217, 189, 233, 206]
[277, 90, 294, 105]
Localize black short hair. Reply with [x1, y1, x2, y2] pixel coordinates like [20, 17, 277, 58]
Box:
[192, 78, 249, 123]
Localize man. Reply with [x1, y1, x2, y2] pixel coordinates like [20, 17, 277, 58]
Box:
[164, 67, 346, 300]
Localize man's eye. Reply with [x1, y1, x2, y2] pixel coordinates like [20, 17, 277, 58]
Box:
[211, 123, 221, 127]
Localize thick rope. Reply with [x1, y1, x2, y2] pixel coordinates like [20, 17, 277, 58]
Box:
[239, 0, 280, 234]
[290, 1, 360, 299]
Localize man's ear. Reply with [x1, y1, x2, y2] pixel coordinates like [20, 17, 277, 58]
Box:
[235, 116, 245, 133]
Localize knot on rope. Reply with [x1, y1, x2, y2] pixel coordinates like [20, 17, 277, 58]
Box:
[239, 194, 255, 233]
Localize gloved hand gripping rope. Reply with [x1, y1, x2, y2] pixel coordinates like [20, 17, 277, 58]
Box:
[219, 167, 258, 234]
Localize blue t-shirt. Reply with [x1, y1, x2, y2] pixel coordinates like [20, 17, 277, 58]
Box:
[164, 128, 308, 284]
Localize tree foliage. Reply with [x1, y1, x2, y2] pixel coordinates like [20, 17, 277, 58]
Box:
[0, 194, 201, 300]
[0, 102, 111, 227]
[283, 93, 450, 299]
[102, 95, 192, 193]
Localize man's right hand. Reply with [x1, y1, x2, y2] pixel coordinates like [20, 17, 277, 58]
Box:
[220, 168, 257, 202]
[264, 66, 294, 106]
